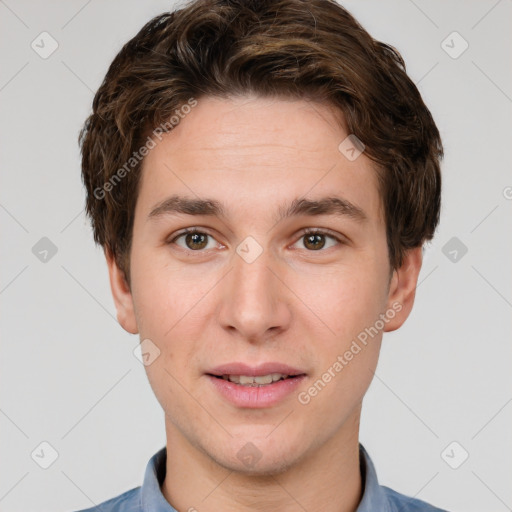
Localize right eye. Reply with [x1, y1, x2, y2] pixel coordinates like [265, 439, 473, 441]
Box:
[168, 228, 220, 252]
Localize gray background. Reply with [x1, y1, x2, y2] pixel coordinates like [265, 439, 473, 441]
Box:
[1, 0, 511, 511]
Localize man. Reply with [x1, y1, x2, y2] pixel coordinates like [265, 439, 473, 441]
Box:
[77, 0, 446, 510]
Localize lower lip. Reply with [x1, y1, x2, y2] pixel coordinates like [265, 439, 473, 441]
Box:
[206, 375, 306, 408]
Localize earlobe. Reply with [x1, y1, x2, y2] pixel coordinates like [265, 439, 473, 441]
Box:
[105, 249, 139, 334]
[383, 246, 423, 333]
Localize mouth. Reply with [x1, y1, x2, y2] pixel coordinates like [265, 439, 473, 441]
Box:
[206, 362, 307, 386]
[207, 373, 305, 387]
[205, 362, 307, 407]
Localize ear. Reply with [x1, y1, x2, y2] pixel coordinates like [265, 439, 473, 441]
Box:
[105, 249, 138, 334]
[383, 246, 423, 333]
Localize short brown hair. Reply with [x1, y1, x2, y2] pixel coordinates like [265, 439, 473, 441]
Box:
[79, 0, 443, 285]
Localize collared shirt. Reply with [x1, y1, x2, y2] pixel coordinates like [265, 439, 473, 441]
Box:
[74, 443, 448, 511]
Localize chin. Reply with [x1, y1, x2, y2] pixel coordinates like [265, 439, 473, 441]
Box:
[226, 450, 299, 477]
[210, 432, 306, 476]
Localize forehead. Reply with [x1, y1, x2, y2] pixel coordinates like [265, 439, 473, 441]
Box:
[159, 94, 350, 156]
[136, 95, 384, 225]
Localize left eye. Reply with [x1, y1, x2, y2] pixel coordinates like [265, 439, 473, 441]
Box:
[293, 229, 341, 251]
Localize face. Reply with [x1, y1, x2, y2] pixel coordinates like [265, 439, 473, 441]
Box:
[107, 94, 422, 475]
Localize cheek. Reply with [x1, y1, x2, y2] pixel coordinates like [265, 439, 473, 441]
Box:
[130, 248, 207, 362]
[292, 259, 386, 399]
[130, 248, 188, 335]
[292, 261, 387, 339]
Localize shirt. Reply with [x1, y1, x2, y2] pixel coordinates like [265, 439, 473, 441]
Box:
[74, 443, 448, 511]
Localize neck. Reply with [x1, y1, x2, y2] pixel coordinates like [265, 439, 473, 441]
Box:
[161, 408, 363, 512]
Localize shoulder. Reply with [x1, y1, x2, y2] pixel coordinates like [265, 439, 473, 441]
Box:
[72, 486, 141, 512]
[382, 485, 450, 512]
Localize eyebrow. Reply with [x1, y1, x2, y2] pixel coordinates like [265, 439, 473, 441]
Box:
[147, 194, 367, 224]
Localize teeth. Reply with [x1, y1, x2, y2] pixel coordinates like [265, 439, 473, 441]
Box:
[221, 373, 290, 386]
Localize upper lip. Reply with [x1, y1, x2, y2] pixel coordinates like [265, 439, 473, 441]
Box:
[207, 362, 306, 377]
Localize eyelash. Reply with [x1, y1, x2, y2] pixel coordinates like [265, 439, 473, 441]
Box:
[167, 227, 345, 253]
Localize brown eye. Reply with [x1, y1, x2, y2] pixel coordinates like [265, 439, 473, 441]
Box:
[303, 232, 326, 250]
[184, 232, 208, 250]
[171, 229, 216, 251]
[294, 229, 342, 251]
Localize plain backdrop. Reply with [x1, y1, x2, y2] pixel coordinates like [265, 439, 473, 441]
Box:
[1, 1, 511, 511]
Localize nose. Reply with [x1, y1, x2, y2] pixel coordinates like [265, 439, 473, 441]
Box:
[217, 242, 292, 344]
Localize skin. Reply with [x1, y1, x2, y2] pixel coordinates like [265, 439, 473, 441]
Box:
[106, 95, 423, 512]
